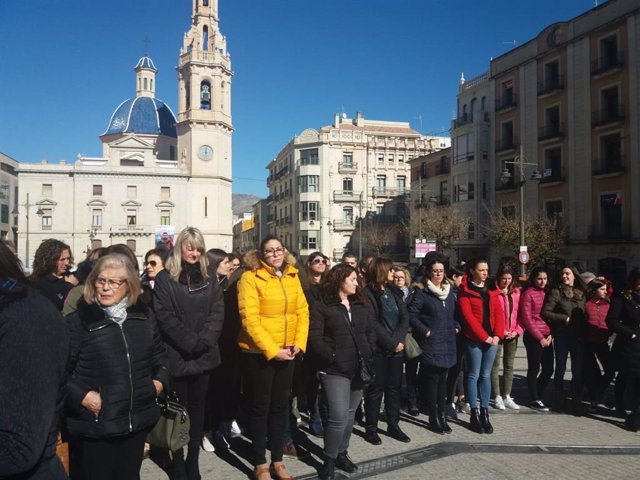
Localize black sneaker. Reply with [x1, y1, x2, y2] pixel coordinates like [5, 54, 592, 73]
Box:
[529, 400, 550, 412]
[363, 431, 382, 445]
[335, 452, 358, 473]
[387, 427, 411, 443]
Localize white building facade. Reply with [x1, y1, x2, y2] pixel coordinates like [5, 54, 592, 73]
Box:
[15, 0, 233, 269]
[266, 112, 449, 261]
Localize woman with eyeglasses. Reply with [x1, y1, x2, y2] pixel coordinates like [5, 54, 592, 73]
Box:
[153, 227, 224, 480]
[237, 236, 309, 480]
[64, 253, 170, 479]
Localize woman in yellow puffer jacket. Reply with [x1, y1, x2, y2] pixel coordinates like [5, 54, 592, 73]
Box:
[238, 236, 309, 480]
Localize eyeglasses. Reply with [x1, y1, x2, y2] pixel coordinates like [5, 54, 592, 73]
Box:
[95, 277, 126, 290]
[393, 275, 405, 280]
[311, 258, 328, 265]
[263, 247, 285, 257]
[145, 260, 158, 267]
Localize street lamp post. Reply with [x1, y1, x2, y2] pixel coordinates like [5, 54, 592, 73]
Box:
[12, 192, 44, 270]
[500, 145, 542, 277]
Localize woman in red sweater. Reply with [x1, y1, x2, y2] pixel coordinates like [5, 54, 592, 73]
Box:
[585, 278, 614, 410]
[458, 258, 504, 434]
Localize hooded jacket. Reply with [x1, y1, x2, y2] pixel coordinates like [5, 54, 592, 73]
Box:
[496, 286, 524, 337]
[458, 274, 505, 343]
[237, 250, 309, 360]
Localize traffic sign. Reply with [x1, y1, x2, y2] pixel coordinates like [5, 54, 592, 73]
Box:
[518, 251, 530, 264]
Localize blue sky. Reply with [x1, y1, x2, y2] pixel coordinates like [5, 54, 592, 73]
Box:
[0, 0, 598, 197]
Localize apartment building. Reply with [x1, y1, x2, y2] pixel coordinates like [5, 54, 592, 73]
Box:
[266, 112, 449, 261]
[0, 152, 19, 243]
[451, 0, 639, 285]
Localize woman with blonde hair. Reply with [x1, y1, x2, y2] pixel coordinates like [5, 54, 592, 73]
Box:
[153, 227, 224, 480]
[64, 253, 169, 479]
[237, 236, 309, 480]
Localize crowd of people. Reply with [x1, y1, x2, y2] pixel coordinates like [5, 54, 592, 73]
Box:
[1, 231, 639, 480]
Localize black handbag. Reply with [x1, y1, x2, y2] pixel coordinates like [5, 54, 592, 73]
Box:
[342, 312, 375, 387]
[147, 393, 190, 451]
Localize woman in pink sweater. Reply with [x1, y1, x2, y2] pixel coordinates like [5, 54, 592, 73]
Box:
[519, 267, 553, 411]
[491, 264, 524, 410]
[585, 278, 614, 409]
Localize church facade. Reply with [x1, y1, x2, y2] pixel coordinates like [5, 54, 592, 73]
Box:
[15, 0, 233, 268]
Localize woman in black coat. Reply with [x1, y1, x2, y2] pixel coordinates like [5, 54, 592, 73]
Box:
[153, 227, 224, 480]
[0, 240, 69, 479]
[64, 253, 169, 480]
[408, 256, 459, 433]
[606, 268, 640, 431]
[362, 257, 410, 445]
[309, 263, 376, 480]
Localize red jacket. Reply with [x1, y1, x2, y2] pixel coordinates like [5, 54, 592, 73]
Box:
[519, 286, 550, 341]
[458, 275, 505, 343]
[585, 298, 610, 344]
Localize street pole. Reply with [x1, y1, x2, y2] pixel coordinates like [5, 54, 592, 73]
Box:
[358, 192, 363, 260]
[518, 146, 526, 278]
[25, 192, 30, 270]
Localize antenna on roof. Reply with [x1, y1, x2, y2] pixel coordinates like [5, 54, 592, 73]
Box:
[416, 114, 423, 132]
[503, 40, 518, 46]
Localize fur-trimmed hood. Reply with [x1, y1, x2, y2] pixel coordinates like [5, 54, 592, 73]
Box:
[242, 249, 298, 273]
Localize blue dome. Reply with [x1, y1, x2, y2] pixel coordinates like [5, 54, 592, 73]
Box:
[135, 55, 157, 71]
[103, 97, 177, 137]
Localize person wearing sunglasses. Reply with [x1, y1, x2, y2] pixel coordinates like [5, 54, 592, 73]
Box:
[153, 227, 224, 480]
[237, 236, 309, 480]
[143, 248, 166, 288]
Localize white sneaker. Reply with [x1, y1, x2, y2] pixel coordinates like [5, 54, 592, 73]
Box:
[494, 395, 506, 410]
[503, 396, 520, 410]
[461, 402, 471, 414]
[201, 435, 215, 452]
[229, 420, 242, 438]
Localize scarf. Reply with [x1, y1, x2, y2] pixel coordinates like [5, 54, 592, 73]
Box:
[179, 261, 204, 286]
[426, 280, 451, 300]
[99, 296, 129, 325]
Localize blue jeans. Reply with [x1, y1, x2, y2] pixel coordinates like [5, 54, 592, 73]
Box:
[465, 341, 498, 408]
[319, 373, 362, 459]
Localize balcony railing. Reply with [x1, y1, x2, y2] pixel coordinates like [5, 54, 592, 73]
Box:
[589, 224, 630, 241]
[593, 156, 624, 175]
[591, 51, 624, 76]
[539, 169, 565, 184]
[331, 220, 356, 231]
[453, 153, 474, 165]
[537, 75, 565, 96]
[338, 162, 358, 173]
[538, 123, 564, 141]
[496, 136, 518, 152]
[372, 187, 407, 197]
[453, 113, 473, 128]
[495, 94, 517, 111]
[333, 190, 362, 202]
[592, 105, 625, 127]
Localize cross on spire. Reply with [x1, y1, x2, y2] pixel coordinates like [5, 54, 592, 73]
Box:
[143, 36, 151, 55]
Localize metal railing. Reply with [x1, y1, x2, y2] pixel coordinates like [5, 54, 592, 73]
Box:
[537, 75, 564, 96]
[591, 51, 624, 76]
[592, 105, 625, 127]
[538, 123, 565, 141]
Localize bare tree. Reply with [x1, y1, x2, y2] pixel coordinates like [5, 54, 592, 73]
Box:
[360, 223, 395, 257]
[415, 204, 472, 251]
[488, 212, 566, 266]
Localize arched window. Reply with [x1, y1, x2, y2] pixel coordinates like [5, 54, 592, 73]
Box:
[203, 25, 209, 51]
[185, 81, 190, 109]
[203, 0, 209, 6]
[143, 78, 148, 90]
[481, 96, 487, 111]
[200, 81, 211, 110]
[150, 79, 153, 91]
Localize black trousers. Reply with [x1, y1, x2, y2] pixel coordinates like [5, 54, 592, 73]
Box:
[523, 331, 554, 402]
[173, 373, 211, 449]
[205, 346, 242, 431]
[584, 341, 615, 401]
[79, 429, 148, 480]
[419, 364, 449, 417]
[243, 353, 295, 466]
[365, 352, 404, 432]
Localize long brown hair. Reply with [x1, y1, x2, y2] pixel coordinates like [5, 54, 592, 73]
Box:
[366, 257, 393, 290]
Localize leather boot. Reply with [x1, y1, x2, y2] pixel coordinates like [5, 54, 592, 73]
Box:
[571, 392, 584, 417]
[429, 414, 445, 434]
[318, 457, 335, 480]
[186, 445, 201, 480]
[469, 407, 484, 433]
[169, 448, 188, 480]
[554, 389, 566, 413]
[479, 407, 494, 434]
[438, 410, 452, 433]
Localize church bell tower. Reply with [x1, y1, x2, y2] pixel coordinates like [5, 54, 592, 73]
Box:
[177, 0, 233, 249]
